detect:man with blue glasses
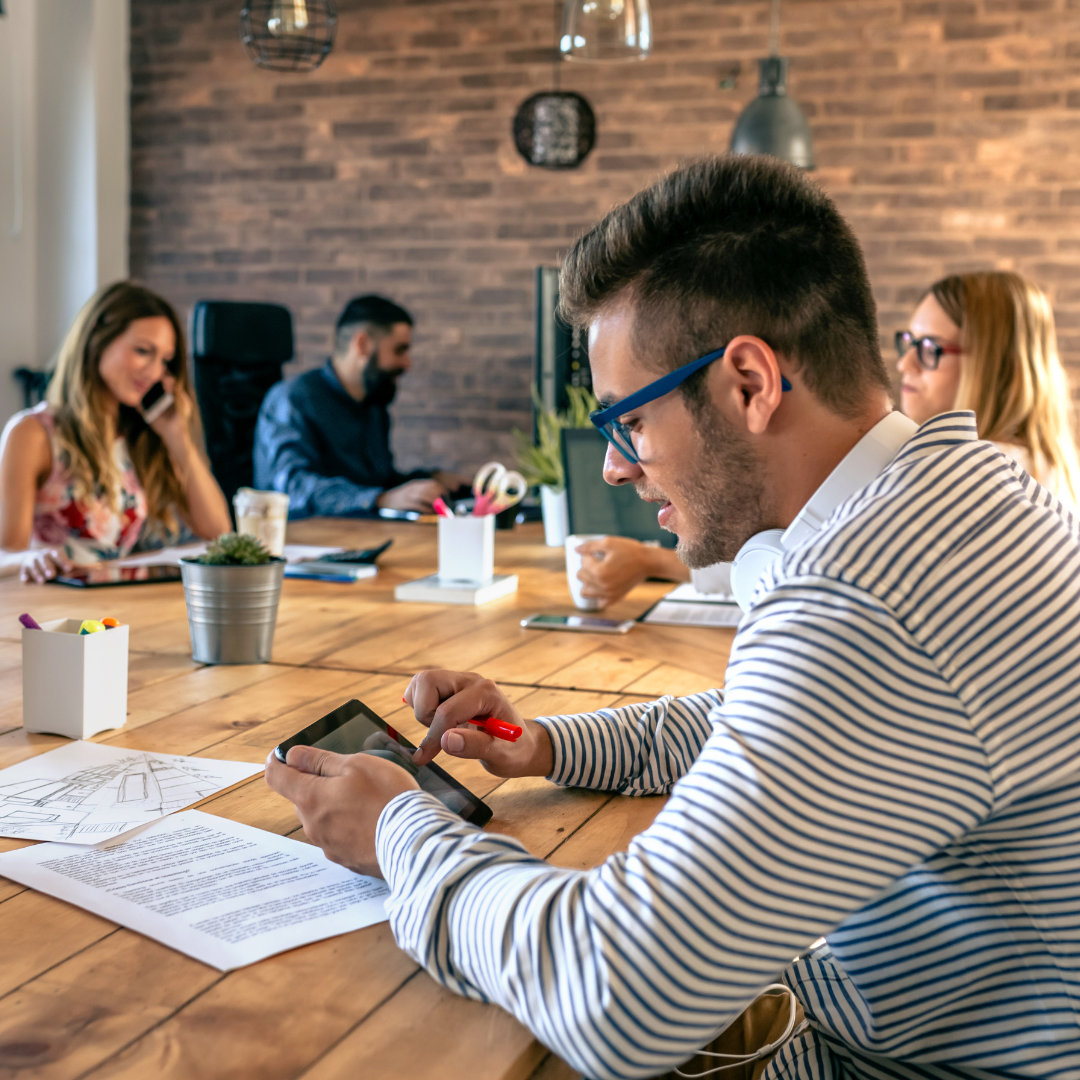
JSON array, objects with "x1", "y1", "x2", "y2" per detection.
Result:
[{"x1": 268, "y1": 155, "x2": 1080, "y2": 1079}]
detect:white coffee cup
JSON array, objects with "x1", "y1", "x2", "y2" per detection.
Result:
[
  {"x1": 565, "y1": 534, "x2": 607, "y2": 611},
  {"x1": 233, "y1": 488, "x2": 290, "y2": 557}
]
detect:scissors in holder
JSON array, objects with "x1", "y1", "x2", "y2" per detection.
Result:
[{"x1": 472, "y1": 461, "x2": 527, "y2": 516}]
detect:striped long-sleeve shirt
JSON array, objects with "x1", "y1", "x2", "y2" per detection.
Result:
[{"x1": 377, "y1": 413, "x2": 1080, "y2": 1080}]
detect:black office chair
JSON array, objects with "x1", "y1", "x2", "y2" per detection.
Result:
[
  {"x1": 13, "y1": 367, "x2": 50, "y2": 409},
  {"x1": 189, "y1": 300, "x2": 293, "y2": 511}
]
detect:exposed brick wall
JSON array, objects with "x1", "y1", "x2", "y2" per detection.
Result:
[{"x1": 130, "y1": 0, "x2": 1080, "y2": 472}]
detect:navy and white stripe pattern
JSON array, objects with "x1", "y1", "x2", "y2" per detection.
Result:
[{"x1": 378, "y1": 413, "x2": 1080, "y2": 1080}]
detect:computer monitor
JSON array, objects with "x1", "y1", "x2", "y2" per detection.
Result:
[
  {"x1": 561, "y1": 428, "x2": 676, "y2": 547},
  {"x1": 535, "y1": 266, "x2": 590, "y2": 440}
]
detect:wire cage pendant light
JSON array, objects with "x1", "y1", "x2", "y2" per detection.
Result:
[
  {"x1": 559, "y1": 0, "x2": 652, "y2": 62},
  {"x1": 512, "y1": 0, "x2": 598, "y2": 168},
  {"x1": 729, "y1": 0, "x2": 814, "y2": 169},
  {"x1": 240, "y1": 0, "x2": 337, "y2": 73},
  {"x1": 513, "y1": 91, "x2": 597, "y2": 169}
]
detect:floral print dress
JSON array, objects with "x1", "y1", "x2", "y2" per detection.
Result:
[{"x1": 19, "y1": 403, "x2": 148, "y2": 564}]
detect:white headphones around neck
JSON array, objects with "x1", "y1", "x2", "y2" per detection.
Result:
[{"x1": 730, "y1": 412, "x2": 917, "y2": 612}]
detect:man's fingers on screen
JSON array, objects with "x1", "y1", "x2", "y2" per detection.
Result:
[
  {"x1": 412, "y1": 731, "x2": 445, "y2": 767},
  {"x1": 404, "y1": 670, "x2": 497, "y2": 765},
  {"x1": 419, "y1": 683, "x2": 515, "y2": 764}
]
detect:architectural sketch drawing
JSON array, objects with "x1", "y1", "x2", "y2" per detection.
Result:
[{"x1": 0, "y1": 743, "x2": 262, "y2": 845}]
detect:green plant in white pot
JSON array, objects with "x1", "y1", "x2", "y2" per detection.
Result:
[
  {"x1": 180, "y1": 532, "x2": 285, "y2": 664},
  {"x1": 514, "y1": 385, "x2": 597, "y2": 546}
]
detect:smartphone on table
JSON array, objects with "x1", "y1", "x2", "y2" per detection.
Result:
[
  {"x1": 520, "y1": 613, "x2": 636, "y2": 634},
  {"x1": 274, "y1": 699, "x2": 493, "y2": 826},
  {"x1": 315, "y1": 540, "x2": 393, "y2": 564},
  {"x1": 139, "y1": 382, "x2": 174, "y2": 424}
]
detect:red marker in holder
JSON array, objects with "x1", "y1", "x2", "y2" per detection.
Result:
[{"x1": 467, "y1": 716, "x2": 523, "y2": 742}]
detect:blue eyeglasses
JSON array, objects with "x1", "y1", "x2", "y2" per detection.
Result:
[{"x1": 589, "y1": 346, "x2": 792, "y2": 464}]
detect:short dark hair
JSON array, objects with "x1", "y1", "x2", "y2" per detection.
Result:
[
  {"x1": 334, "y1": 294, "x2": 413, "y2": 356},
  {"x1": 558, "y1": 155, "x2": 889, "y2": 417}
]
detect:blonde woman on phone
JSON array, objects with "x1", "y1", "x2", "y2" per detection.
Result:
[{"x1": 0, "y1": 281, "x2": 231, "y2": 582}]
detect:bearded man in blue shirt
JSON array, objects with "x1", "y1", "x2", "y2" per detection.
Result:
[{"x1": 254, "y1": 294, "x2": 467, "y2": 518}]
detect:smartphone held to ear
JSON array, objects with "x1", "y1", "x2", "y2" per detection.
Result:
[{"x1": 139, "y1": 382, "x2": 174, "y2": 424}]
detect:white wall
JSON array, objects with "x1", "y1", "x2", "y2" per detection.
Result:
[{"x1": 0, "y1": 0, "x2": 129, "y2": 423}]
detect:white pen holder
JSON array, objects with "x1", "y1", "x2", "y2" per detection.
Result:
[
  {"x1": 22, "y1": 618, "x2": 129, "y2": 739},
  {"x1": 437, "y1": 515, "x2": 495, "y2": 585}
]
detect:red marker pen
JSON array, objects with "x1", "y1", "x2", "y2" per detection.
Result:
[{"x1": 467, "y1": 716, "x2": 523, "y2": 742}]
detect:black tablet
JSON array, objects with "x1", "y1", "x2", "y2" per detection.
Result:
[
  {"x1": 274, "y1": 699, "x2": 493, "y2": 826},
  {"x1": 51, "y1": 564, "x2": 183, "y2": 587}
]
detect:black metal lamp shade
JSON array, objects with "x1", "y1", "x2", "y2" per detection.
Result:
[
  {"x1": 730, "y1": 57, "x2": 815, "y2": 169},
  {"x1": 513, "y1": 91, "x2": 596, "y2": 169},
  {"x1": 240, "y1": 0, "x2": 337, "y2": 73}
]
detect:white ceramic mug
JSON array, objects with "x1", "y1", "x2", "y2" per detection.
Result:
[
  {"x1": 565, "y1": 534, "x2": 607, "y2": 611},
  {"x1": 233, "y1": 488, "x2": 290, "y2": 557}
]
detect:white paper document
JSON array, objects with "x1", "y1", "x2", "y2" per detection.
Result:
[
  {"x1": 0, "y1": 742, "x2": 263, "y2": 843},
  {"x1": 640, "y1": 600, "x2": 743, "y2": 627},
  {"x1": 0, "y1": 810, "x2": 389, "y2": 970},
  {"x1": 639, "y1": 581, "x2": 742, "y2": 627},
  {"x1": 662, "y1": 582, "x2": 737, "y2": 604}
]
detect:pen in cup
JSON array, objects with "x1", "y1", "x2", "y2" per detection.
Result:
[
  {"x1": 18, "y1": 613, "x2": 41, "y2": 630},
  {"x1": 432, "y1": 497, "x2": 453, "y2": 518}
]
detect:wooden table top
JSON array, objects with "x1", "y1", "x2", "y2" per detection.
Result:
[{"x1": 0, "y1": 520, "x2": 734, "y2": 1080}]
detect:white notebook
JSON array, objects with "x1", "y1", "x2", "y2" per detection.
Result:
[{"x1": 395, "y1": 573, "x2": 518, "y2": 606}]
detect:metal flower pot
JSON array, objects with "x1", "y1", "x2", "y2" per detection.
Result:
[{"x1": 180, "y1": 558, "x2": 285, "y2": 664}]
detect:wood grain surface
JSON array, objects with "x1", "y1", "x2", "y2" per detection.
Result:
[{"x1": 0, "y1": 521, "x2": 734, "y2": 1079}]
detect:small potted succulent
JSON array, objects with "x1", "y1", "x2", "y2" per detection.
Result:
[
  {"x1": 514, "y1": 385, "x2": 597, "y2": 546},
  {"x1": 180, "y1": 532, "x2": 285, "y2": 664}
]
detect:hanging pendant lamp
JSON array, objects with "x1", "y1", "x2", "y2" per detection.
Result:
[
  {"x1": 240, "y1": 0, "x2": 337, "y2": 73},
  {"x1": 729, "y1": 0, "x2": 814, "y2": 169},
  {"x1": 512, "y1": 0, "x2": 597, "y2": 168},
  {"x1": 513, "y1": 91, "x2": 596, "y2": 169},
  {"x1": 559, "y1": 0, "x2": 652, "y2": 62}
]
